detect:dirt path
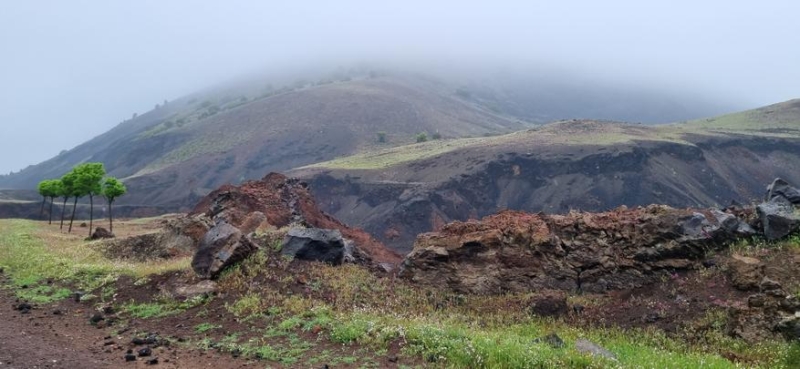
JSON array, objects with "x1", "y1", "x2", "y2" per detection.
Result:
[
  {"x1": 0, "y1": 279, "x2": 251, "y2": 369},
  {"x1": 0, "y1": 286, "x2": 109, "y2": 369}
]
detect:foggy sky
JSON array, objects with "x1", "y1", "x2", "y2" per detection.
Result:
[{"x1": 1, "y1": 0, "x2": 798, "y2": 174}]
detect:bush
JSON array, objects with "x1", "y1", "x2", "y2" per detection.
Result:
[
  {"x1": 431, "y1": 131, "x2": 442, "y2": 140},
  {"x1": 377, "y1": 132, "x2": 387, "y2": 143},
  {"x1": 415, "y1": 132, "x2": 428, "y2": 143}
]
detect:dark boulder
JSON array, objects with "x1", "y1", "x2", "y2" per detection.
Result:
[
  {"x1": 756, "y1": 196, "x2": 800, "y2": 241},
  {"x1": 766, "y1": 178, "x2": 800, "y2": 205},
  {"x1": 529, "y1": 291, "x2": 569, "y2": 317},
  {"x1": 281, "y1": 228, "x2": 351, "y2": 265},
  {"x1": 90, "y1": 227, "x2": 114, "y2": 240},
  {"x1": 533, "y1": 333, "x2": 565, "y2": 349},
  {"x1": 191, "y1": 221, "x2": 259, "y2": 279},
  {"x1": 777, "y1": 316, "x2": 800, "y2": 341}
]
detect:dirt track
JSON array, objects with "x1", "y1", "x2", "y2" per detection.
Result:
[{"x1": 0, "y1": 280, "x2": 247, "y2": 369}]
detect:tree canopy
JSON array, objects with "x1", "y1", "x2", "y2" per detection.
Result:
[{"x1": 102, "y1": 177, "x2": 126, "y2": 202}]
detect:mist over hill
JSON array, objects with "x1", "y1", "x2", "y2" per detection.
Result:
[{"x1": 0, "y1": 65, "x2": 737, "y2": 200}]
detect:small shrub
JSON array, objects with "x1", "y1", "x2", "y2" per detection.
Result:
[
  {"x1": 377, "y1": 132, "x2": 387, "y2": 143},
  {"x1": 431, "y1": 131, "x2": 442, "y2": 140},
  {"x1": 415, "y1": 132, "x2": 428, "y2": 143}
]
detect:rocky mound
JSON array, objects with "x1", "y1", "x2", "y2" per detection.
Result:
[
  {"x1": 400, "y1": 178, "x2": 800, "y2": 295},
  {"x1": 189, "y1": 173, "x2": 401, "y2": 278}
]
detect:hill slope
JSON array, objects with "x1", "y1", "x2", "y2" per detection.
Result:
[
  {"x1": 0, "y1": 75, "x2": 526, "y2": 209},
  {"x1": 292, "y1": 100, "x2": 800, "y2": 252}
]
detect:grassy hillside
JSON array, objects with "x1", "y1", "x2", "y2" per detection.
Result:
[
  {"x1": 680, "y1": 99, "x2": 800, "y2": 135},
  {"x1": 304, "y1": 100, "x2": 800, "y2": 173}
]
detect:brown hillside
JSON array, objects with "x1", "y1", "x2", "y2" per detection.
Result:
[{"x1": 295, "y1": 117, "x2": 800, "y2": 253}]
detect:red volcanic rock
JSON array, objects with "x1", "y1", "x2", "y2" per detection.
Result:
[
  {"x1": 191, "y1": 172, "x2": 401, "y2": 265},
  {"x1": 400, "y1": 205, "x2": 754, "y2": 294}
]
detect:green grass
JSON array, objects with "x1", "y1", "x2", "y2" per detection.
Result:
[
  {"x1": 195, "y1": 322, "x2": 222, "y2": 333},
  {"x1": 16, "y1": 285, "x2": 73, "y2": 304},
  {"x1": 123, "y1": 294, "x2": 211, "y2": 319},
  {"x1": 302, "y1": 137, "x2": 487, "y2": 170},
  {"x1": 0, "y1": 219, "x2": 188, "y2": 303}
]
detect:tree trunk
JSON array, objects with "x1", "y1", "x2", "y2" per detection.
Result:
[
  {"x1": 68, "y1": 197, "x2": 78, "y2": 233},
  {"x1": 108, "y1": 199, "x2": 114, "y2": 234},
  {"x1": 60, "y1": 198, "x2": 68, "y2": 230},
  {"x1": 88, "y1": 194, "x2": 94, "y2": 238},
  {"x1": 39, "y1": 197, "x2": 46, "y2": 219},
  {"x1": 48, "y1": 198, "x2": 54, "y2": 224}
]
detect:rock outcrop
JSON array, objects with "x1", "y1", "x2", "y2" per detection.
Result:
[
  {"x1": 400, "y1": 206, "x2": 752, "y2": 294},
  {"x1": 189, "y1": 173, "x2": 401, "y2": 278},
  {"x1": 401, "y1": 178, "x2": 800, "y2": 295},
  {"x1": 758, "y1": 178, "x2": 800, "y2": 240},
  {"x1": 727, "y1": 275, "x2": 800, "y2": 342},
  {"x1": 281, "y1": 228, "x2": 351, "y2": 265}
]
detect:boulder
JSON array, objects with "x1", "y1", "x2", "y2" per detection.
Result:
[
  {"x1": 281, "y1": 228, "x2": 351, "y2": 265},
  {"x1": 756, "y1": 197, "x2": 800, "y2": 240},
  {"x1": 191, "y1": 221, "x2": 259, "y2": 279},
  {"x1": 575, "y1": 339, "x2": 617, "y2": 360},
  {"x1": 90, "y1": 227, "x2": 114, "y2": 240},
  {"x1": 533, "y1": 333, "x2": 565, "y2": 349},
  {"x1": 766, "y1": 178, "x2": 800, "y2": 205},
  {"x1": 728, "y1": 255, "x2": 764, "y2": 291},
  {"x1": 171, "y1": 280, "x2": 218, "y2": 299},
  {"x1": 529, "y1": 291, "x2": 569, "y2": 317},
  {"x1": 165, "y1": 215, "x2": 211, "y2": 245}
]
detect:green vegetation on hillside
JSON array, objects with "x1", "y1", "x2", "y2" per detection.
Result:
[
  {"x1": 681, "y1": 99, "x2": 800, "y2": 135},
  {"x1": 303, "y1": 137, "x2": 487, "y2": 170}
]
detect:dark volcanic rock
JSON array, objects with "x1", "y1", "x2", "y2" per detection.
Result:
[
  {"x1": 776, "y1": 316, "x2": 800, "y2": 341},
  {"x1": 191, "y1": 221, "x2": 259, "y2": 279},
  {"x1": 282, "y1": 228, "x2": 350, "y2": 265},
  {"x1": 757, "y1": 196, "x2": 800, "y2": 241},
  {"x1": 529, "y1": 291, "x2": 568, "y2": 317},
  {"x1": 90, "y1": 227, "x2": 114, "y2": 240},
  {"x1": 766, "y1": 178, "x2": 800, "y2": 205},
  {"x1": 533, "y1": 333, "x2": 565, "y2": 349}
]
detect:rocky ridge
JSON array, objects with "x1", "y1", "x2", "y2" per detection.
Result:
[{"x1": 400, "y1": 178, "x2": 800, "y2": 295}]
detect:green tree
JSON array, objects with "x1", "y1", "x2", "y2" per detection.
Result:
[
  {"x1": 59, "y1": 171, "x2": 78, "y2": 231},
  {"x1": 415, "y1": 132, "x2": 428, "y2": 143},
  {"x1": 37, "y1": 179, "x2": 61, "y2": 224},
  {"x1": 37, "y1": 180, "x2": 50, "y2": 219},
  {"x1": 70, "y1": 163, "x2": 106, "y2": 236},
  {"x1": 102, "y1": 177, "x2": 127, "y2": 233}
]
